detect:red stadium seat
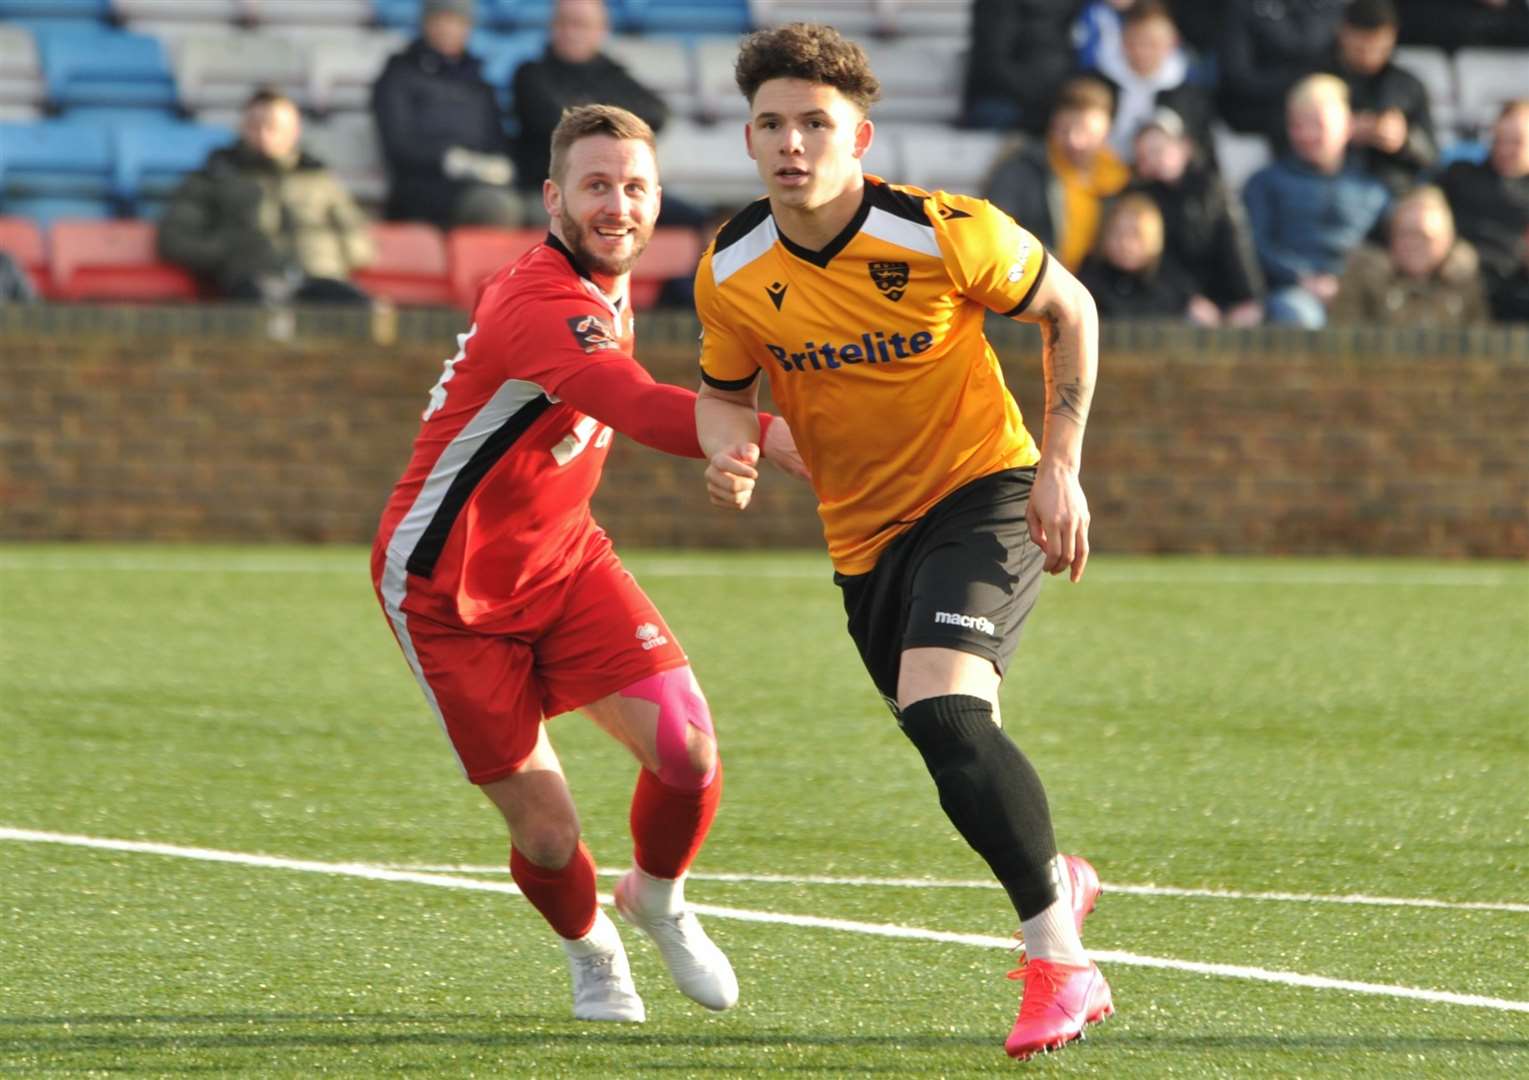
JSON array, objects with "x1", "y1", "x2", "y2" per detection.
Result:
[
  {"x1": 352, "y1": 222, "x2": 451, "y2": 307},
  {"x1": 0, "y1": 214, "x2": 48, "y2": 297},
  {"x1": 49, "y1": 219, "x2": 199, "y2": 301},
  {"x1": 446, "y1": 226, "x2": 544, "y2": 311},
  {"x1": 630, "y1": 226, "x2": 702, "y2": 310}
]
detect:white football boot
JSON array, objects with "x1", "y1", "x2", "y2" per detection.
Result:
[
  {"x1": 560, "y1": 909, "x2": 646, "y2": 1022},
  {"x1": 614, "y1": 867, "x2": 739, "y2": 1011}
]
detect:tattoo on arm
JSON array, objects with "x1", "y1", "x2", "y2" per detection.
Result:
[{"x1": 1039, "y1": 306, "x2": 1093, "y2": 428}]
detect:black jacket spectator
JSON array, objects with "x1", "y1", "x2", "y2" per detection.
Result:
[
  {"x1": 1439, "y1": 161, "x2": 1529, "y2": 291},
  {"x1": 511, "y1": 49, "x2": 668, "y2": 194},
  {"x1": 1130, "y1": 163, "x2": 1264, "y2": 307},
  {"x1": 961, "y1": 0, "x2": 1085, "y2": 135},
  {"x1": 1218, "y1": 0, "x2": 1347, "y2": 135},
  {"x1": 1395, "y1": 0, "x2": 1529, "y2": 50},
  {"x1": 373, "y1": 39, "x2": 515, "y2": 228},
  {"x1": 1077, "y1": 254, "x2": 1196, "y2": 318}
]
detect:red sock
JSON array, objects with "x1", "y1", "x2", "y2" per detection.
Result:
[
  {"x1": 629, "y1": 762, "x2": 723, "y2": 879},
  {"x1": 509, "y1": 840, "x2": 598, "y2": 940}
]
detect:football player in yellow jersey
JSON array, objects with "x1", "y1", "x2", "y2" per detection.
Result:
[{"x1": 692, "y1": 24, "x2": 1113, "y2": 1060}]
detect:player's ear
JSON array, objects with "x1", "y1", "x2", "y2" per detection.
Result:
[
  {"x1": 852, "y1": 117, "x2": 874, "y2": 160},
  {"x1": 543, "y1": 177, "x2": 561, "y2": 219},
  {"x1": 744, "y1": 122, "x2": 757, "y2": 161}
]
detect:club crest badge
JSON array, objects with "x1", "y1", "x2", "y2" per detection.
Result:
[
  {"x1": 868, "y1": 261, "x2": 909, "y2": 302},
  {"x1": 566, "y1": 314, "x2": 620, "y2": 353}
]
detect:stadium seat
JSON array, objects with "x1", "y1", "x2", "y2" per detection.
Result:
[
  {"x1": 884, "y1": 0, "x2": 973, "y2": 39},
  {"x1": 624, "y1": 0, "x2": 750, "y2": 34},
  {"x1": 470, "y1": 30, "x2": 547, "y2": 111},
  {"x1": 1453, "y1": 47, "x2": 1529, "y2": 133},
  {"x1": 248, "y1": 0, "x2": 372, "y2": 26},
  {"x1": 446, "y1": 226, "x2": 543, "y2": 310},
  {"x1": 858, "y1": 38, "x2": 965, "y2": 123},
  {"x1": 112, "y1": 0, "x2": 250, "y2": 21},
  {"x1": 0, "y1": 104, "x2": 43, "y2": 122},
  {"x1": 479, "y1": 0, "x2": 556, "y2": 31},
  {"x1": 0, "y1": 195, "x2": 114, "y2": 229},
  {"x1": 302, "y1": 30, "x2": 408, "y2": 114},
  {"x1": 39, "y1": 27, "x2": 179, "y2": 111},
  {"x1": 0, "y1": 0, "x2": 110, "y2": 18},
  {"x1": 887, "y1": 125, "x2": 1000, "y2": 194},
  {"x1": 352, "y1": 222, "x2": 452, "y2": 306},
  {"x1": 0, "y1": 119, "x2": 114, "y2": 199},
  {"x1": 49, "y1": 218, "x2": 200, "y2": 301},
  {"x1": 749, "y1": 0, "x2": 885, "y2": 35},
  {"x1": 1212, "y1": 125, "x2": 1273, "y2": 196},
  {"x1": 654, "y1": 119, "x2": 760, "y2": 206},
  {"x1": 694, "y1": 37, "x2": 750, "y2": 122},
  {"x1": 605, "y1": 35, "x2": 696, "y2": 120},
  {"x1": 112, "y1": 118, "x2": 233, "y2": 212},
  {"x1": 629, "y1": 226, "x2": 701, "y2": 310},
  {"x1": 303, "y1": 113, "x2": 387, "y2": 204},
  {"x1": 373, "y1": 0, "x2": 422, "y2": 29},
  {"x1": 175, "y1": 31, "x2": 309, "y2": 111},
  {"x1": 0, "y1": 26, "x2": 45, "y2": 110},
  {"x1": 0, "y1": 213, "x2": 47, "y2": 295}
]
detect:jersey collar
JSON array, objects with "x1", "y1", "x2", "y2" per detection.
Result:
[
  {"x1": 545, "y1": 231, "x2": 626, "y2": 312},
  {"x1": 772, "y1": 182, "x2": 873, "y2": 269}
]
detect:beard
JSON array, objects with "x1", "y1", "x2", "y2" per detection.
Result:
[{"x1": 560, "y1": 209, "x2": 652, "y2": 278}]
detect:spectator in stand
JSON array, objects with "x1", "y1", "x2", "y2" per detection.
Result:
[
  {"x1": 159, "y1": 89, "x2": 374, "y2": 304},
  {"x1": 511, "y1": 0, "x2": 702, "y2": 225},
  {"x1": 1440, "y1": 100, "x2": 1529, "y2": 315},
  {"x1": 1490, "y1": 222, "x2": 1529, "y2": 321},
  {"x1": 372, "y1": 0, "x2": 523, "y2": 230},
  {"x1": 1092, "y1": 1, "x2": 1215, "y2": 162},
  {"x1": 1168, "y1": 0, "x2": 1223, "y2": 55},
  {"x1": 1076, "y1": 192, "x2": 1198, "y2": 319},
  {"x1": 1219, "y1": 0, "x2": 1347, "y2": 136},
  {"x1": 0, "y1": 250, "x2": 36, "y2": 303},
  {"x1": 1327, "y1": 0, "x2": 1437, "y2": 197},
  {"x1": 1073, "y1": 0, "x2": 1137, "y2": 72},
  {"x1": 1330, "y1": 185, "x2": 1491, "y2": 324},
  {"x1": 1130, "y1": 108, "x2": 1265, "y2": 325},
  {"x1": 962, "y1": 0, "x2": 1087, "y2": 135},
  {"x1": 1244, "y1": 75, "x2": 1390, "y2": 327},
  {"x1": 986, "y1": 76, "x2": 1131, "y2": 271},
  {"x1": 1394, "y1": 0, "x2": 1529, "y2": 50}
]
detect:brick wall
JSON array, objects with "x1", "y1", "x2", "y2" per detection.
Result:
[{"x1": 2, "y1": 315, "x2": 1525, "y2": 557}]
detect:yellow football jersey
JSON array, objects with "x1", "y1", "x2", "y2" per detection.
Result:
[{"x1": 696, "y1": 174, "x2": 1048, "y2": 574}]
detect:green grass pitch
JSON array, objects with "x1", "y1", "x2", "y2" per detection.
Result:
[{"x1": 2, "y1": 545, "x2": 1526, "y2": 1077}]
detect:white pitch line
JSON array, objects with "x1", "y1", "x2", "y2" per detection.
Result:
[
  {"x1": 385, "y1": 864, "x2": 1529, "y2": 915},
  {"x1": 0, "y1": 555, "x2": 1518, "y2": 589},
  {"x1": 4, "y1": 827, "x2": 1527, "y2": 1015}
]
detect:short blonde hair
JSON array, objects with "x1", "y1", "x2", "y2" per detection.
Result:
[
  {"x1": 548, "y1": 104, "x2": 655, "y2": 185},
  {"x1": 1287, "y1": 73, "x2": 1350, "y2": 113}
]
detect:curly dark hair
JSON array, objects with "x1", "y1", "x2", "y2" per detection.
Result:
[{"x1": 734, "y1": 23, "x2": 881, "y2": 114}]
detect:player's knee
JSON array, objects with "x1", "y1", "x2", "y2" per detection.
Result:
[
  {"x1": 512, "y1": 820, "x2": 581, "y2": 870},
  {"x1": 625, "y1": 665, "x2": 718, "y2": 791}
]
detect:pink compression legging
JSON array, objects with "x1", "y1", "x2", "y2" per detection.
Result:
[{"x1": 619, "y1": 666, "x2": 716, "y2": 789}]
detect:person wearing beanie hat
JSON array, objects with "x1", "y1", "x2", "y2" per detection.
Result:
[{"x1": 372, "y1": 0, "x2": 526, "y2": 229}]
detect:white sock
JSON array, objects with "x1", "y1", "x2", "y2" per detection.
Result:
[
  {"x1": 1018, "y1": 856, "x2": 1089, "y2": 966},
  {"x1": 629, "y1": 866, "x2": 685, "y2": 916}
]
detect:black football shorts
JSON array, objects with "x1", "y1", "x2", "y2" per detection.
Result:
[{"x1": 834, "y1": 467, "x2": 1045, "y2": 710}]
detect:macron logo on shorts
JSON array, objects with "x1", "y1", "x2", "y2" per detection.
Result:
[
  {"x1": 934, "y1": 611, "x2": 997, "y2": 636},
  {"x1": 636, "y1": 622, "x2": 669, "y2": 651}
]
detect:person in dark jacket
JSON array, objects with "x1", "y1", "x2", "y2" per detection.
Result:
[
  {"x1": 158, "y1": 89, "x2": 374, "y2": 303},
  {"x1": 1326, "y1": 0, "x2": 1436, "y2": 196},
  {"x1": 372, "y1": 0, "x2": 523, "y2": 229},
  {"x1": 1491, "y1": 222, "x2": 1529, "y2": 321},
  {"x1": 1129, "y1": 108, "x2": 1265, "y2": 325},
  {"x1": 1218, "y1": 0, "x2": 1347, "y2": 136},
  {"x1": 1394, "y1": 0, "x2": 1529, "y2": 50},
  {"x1": 961, "y1": 0, "x2": 1086, "y2": 135},
  {"x1": 1243, "y1": 74, "x2": 1390, "y2": 327},
  {"x1": 1440, "y1": 100, "x2": 1529, "y2": 312},
  {"x1": 1077, "y1": 192, "x2": 1198, "y2": 319}
]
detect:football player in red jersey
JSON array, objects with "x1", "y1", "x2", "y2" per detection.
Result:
[{"x1": 372, "y1": 104, "x2": 804, "y2": 1022}]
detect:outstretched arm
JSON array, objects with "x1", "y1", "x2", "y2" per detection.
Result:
[
  {"x1": 1012, "y1": 257, "x2": 1099, "y2": 583},
  {"x1": 696, "y1": 378, "x2": 785, "y2": 509}
]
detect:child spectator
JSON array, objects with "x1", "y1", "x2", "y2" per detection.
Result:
[
  {"x1": 1440, "y1": 101, "x2": 1529, "y2": 315},
  {"x1": 1093, "y1": 1, "x2": 1215, "y2": 162},
  {"x1": 159, "y1": 89, "x2": 374, "y2": 304},
  {"x1": 1330, "y1": 185, "x2": 1491, "y2": 325},
  {"x1": 1077, "y1": 192, "x2": 1199, "y2": 319},
  {"x1": 1130, "y1": 108, "x2": 1265, "y2": 325},
  {"x1": 372, "y1": 0, "x2": 524, "y2": 229},
  {"x1": 1243, "y1": 74, "x2": 1390, "y2": 326},
  {"x1": 986, "y1": 76, "x2": 1131, "y2": 271},
  {"x1": 1328, "y1": 0, "x2": 1437, "y2": 196}
]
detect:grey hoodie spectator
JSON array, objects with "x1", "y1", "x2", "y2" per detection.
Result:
[
  {"x1": 372, "y1": 0, "x2": 524, "y2": 229},
  {"x1": 1243, "y1": 74, "x2": 1390, "y2": 327}
]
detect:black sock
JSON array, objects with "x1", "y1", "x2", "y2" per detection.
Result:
[{"x1": 899, "y1": 694, "x2": 1060, "y2": 919}]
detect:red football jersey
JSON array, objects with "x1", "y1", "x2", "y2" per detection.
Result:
[{"x1": 374, "y1": 235, "x2": 683, "y2": 630}]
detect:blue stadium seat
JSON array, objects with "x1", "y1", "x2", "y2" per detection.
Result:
[
  {"x1": 480, "y1": 0, "x2": 555, "y2": 31},
  {"x1": 39, "y1": 26, "x2": 178, "y2": 111},
  {"x1": 0, "y1": 120, "x2": 114, "y2": 199},
  {"x1": 0, "y1": 0, "x2": 109, "y2": 18},
  {"x1": 372, "y1": 0, "x2": 422, "y2": 29},
  {"x1": 0, "y1": 195, "x2": 114, "y2": 229},
  {"x1": 112, "y1": 118, "x2": 232, "y2": 211},
  {"x1": 469, "y1": 30, "x2": 546, "y2": 111},
  {"x1": 622, "y1": 0, "x2": 748, "y2": 34}
]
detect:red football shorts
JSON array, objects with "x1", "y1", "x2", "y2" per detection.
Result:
[{"x1": 378, "y1": 537, "x2": 687, "y2": 785}]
